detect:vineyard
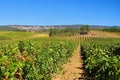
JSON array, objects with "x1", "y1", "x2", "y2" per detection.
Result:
[
  {"x1": 0, "y1": 39, "x2": 77, "y2": 80},
  {"x1": 81, "y1": 38, "x2": 120, "y2": 80},
  {"x1": 54, "y1": 34, "x2": 120, "y2": 80},
  {"x1": 0, "y1": 31, "x2": 120, "y2": 80}
]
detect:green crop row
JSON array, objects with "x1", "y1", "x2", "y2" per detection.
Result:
[
  {"x1": 81, "y1": 38, "x2": 120, "y2": 80},
  {"x1": 0, "y1": 40, "x2": 77, "y2": 80}
]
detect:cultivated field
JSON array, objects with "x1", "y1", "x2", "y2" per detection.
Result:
[{"x1": 0, "y1": 30, "x2": 120, "y2": 80}]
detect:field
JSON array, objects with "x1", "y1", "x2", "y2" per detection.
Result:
[{"x1": 0, "y1": 30, "x2": 120, "y2": 80}]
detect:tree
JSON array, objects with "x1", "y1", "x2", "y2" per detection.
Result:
[
  {"x1": 49, "y1": 29, "x2": 55, "y2": 36},
  {"x1": 85, "y1": 25, "x2": 89, "y2": 32},
  {"x1": 80, "y1": 25, "x2": 89, "y2": 34}
]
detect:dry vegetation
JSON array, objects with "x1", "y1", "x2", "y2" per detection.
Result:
[{"x1": 82, "y1": 30, "x2": 120, "y2": 38}]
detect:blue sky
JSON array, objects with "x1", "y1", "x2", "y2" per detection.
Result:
[{"x1": 0, "y1": 0, "x2": 120, "y2": 26}]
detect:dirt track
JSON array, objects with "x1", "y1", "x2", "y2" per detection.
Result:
[
  {"x1": 52, "y1": 31, "x2": 120, "y2": 80},
  {"x1": 52, "y1": 45, "x2": 85, "y2": 80}
]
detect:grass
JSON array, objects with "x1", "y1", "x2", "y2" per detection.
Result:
[
  {"x1": 0, "y1": 31, "x2": 36, "y2": 40},
  {"x1": 0, "y1": 31, "x2": 49, "y2": 45},
  {"x1": 0, "y1": 31, "x2": 49, "y2": 39}
]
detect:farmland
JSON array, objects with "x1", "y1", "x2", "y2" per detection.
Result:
[{"x1": 0, "y1": 29, "x2": 120, "y2": 80}]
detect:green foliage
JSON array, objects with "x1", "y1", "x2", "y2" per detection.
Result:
[
  {"x1": 80, "y1": 25, "x2": 89, "y2": 33},
  {"x1": 103, "y1": 27, "x2": 120, "y2": 32},
  {"x1": 0, "y1": 40, "x2": 77, "y2": 80},
  {"x1": 0, "y1": 31, "x2": 38, "y2": 40},
  {"x1": 81, "y1": 38, "x2": 120, "y2": 80},
  {"x1": 49, "y1": 28, "x2": 80, "y2": 36}
]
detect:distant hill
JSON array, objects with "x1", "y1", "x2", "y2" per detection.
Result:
[
  {"x1": 0, "y1": 26, "x2": 20, "y2": 31},
  {"x1": 0, "y1": 24, "x2": 119, "y2": 31}
]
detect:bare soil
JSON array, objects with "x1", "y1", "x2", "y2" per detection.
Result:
[
  {"x1": 52, "y1": 31, "x2": 120, "y2": 80},
  {"x1": 52, "y1": 45, "x2": 85, "y2": 80},
  {"x1": 82, "y1": 30, "x2": 120, "y2": 38}
]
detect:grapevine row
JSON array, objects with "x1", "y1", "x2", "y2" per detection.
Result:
[
  {"x1": 81, "y1": 38, "x2": 120, "y2": 80},
  {"x1": 0, "y1": 40, "x2": 77, "y2": 80}
]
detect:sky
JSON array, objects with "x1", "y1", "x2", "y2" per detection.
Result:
[{"x1": 0, "y1": 0, "x2": 120, "y2": 26}]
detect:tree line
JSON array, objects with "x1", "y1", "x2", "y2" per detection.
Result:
[
  {"x1": 49, "y1": 25, "x2": 90, "y2": 36},
  {"x1": 103, "y1": 27, "x2": 120, "y2": 32}
]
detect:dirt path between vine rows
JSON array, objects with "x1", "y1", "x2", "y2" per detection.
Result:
[{"x1": 52, "y1": 45, "x2": 85, "y2": 80}]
